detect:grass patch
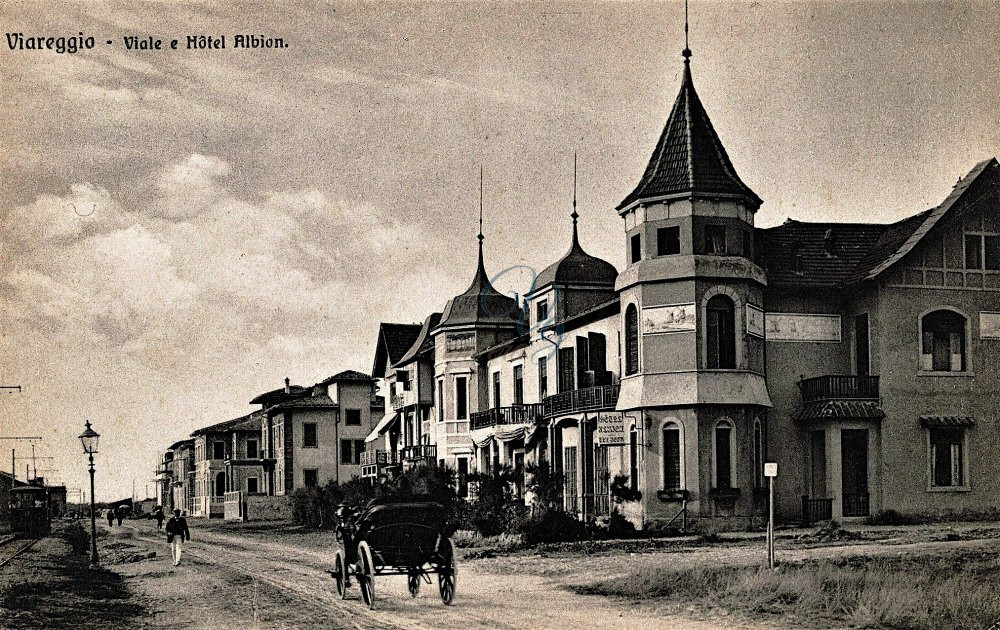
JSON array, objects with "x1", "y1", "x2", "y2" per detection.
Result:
[{"x1": 575, "y1": 550, "x2": 1000, "y2": 629}]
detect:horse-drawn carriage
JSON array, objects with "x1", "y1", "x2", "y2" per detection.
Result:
[{"x1": 331, "y1": 500, "x2": 457, "y2": 609}]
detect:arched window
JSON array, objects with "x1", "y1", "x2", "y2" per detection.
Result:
[
  {"x1": 625, "y1": 304, "x2": 639, "y2": 375},
  {"x1": 714, "y1": 420, "x2": 734, "y2": 490},
  {"x1": 214, "y1": 472, "x2": 226, "y2": 497},
  {"x1": 707, "y1": 295, "x2": 736, "y2": 369},
  {"x1": 662, "y1": 422, "x2": 682, "y2": 491},
  {"x1": 921, "y1": 310, "x2": 966, "y2": 372}
]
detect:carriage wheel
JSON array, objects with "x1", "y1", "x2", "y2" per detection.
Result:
[
  {"x1": 333, "y1": 552, "x2": 349, "y2": 599},
  {"x1": 407, "y1": 573, "x2": 421, "y2": 598},
  {"x1": 358, "y1": 542, "x2": 376, "y2": 609},
  {"x1": 437, "y1": 538, "x2": 458, "y2": 605}
]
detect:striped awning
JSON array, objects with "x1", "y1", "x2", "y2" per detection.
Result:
[{"x1": 920, "y1": 416, "x2": 975, "y2": 428}]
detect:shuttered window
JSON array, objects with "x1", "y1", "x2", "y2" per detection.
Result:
[{"x1": 662, "y1": 424, "x2": 681, "y2": 491}]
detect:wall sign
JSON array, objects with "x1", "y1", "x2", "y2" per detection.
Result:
[
  {"x1": 596, "y1": 412, "x2": 626, "y2": 446},
  {"x1": 642, "y1": 303, "x2": 696, "y2": 335},
  {"x1": 764, "y1": 313, "x2": 841, "y2": 343},
  {"x1": 746, "y1": 304, "x2": 765, "y2": 338},
  {"x1": 980, "y1": 312, "x2": 1000, "y2": 339}
]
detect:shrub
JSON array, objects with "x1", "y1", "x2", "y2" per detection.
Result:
[
  {"x1": 467, "y1": 466, "x2": 529, "y2": 537},
  {"x1": 520, "y1": 509, "x2": 588, "y2": 545},
  {"x1": 64, "y1": 522, "x2": 91, "y2": 555},
  {"x1": 524, "y1": 463, "x2": 564, "y2": 515},
  {"x1": 609, "y1": 474, "x2": 642, "y2": 504}
]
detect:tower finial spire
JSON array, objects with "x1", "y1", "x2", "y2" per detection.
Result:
[
  {"x1": 478, "y1": 166, "x2": 484, "y2": 246},
  {"x1": 682, "y1": 0, "x2": 692, "y2": 61},
  {"x1": 571, "y1": 151, "x2": 579, "y2": 245}
]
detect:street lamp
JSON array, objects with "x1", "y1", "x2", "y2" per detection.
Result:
[{"x1": 78, "y1": 420, "x2": 100, "y2": 564}]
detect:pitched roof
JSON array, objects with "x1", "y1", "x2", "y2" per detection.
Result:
[
  {"x1": 319, "y1": 370, "x2": 374, "y2": 385},
  {"x1": 372, "y1": 322, "x2": 422, "y2": 376},
  {"x1": 796, "y1": 400, "x2": 885, "y2": 421},
  {"x1": 534, "y1": 218, "x2": 618, "y2": 291},
  {"x1": 249, "y1": 384, "x2": 308, "y2": 405},
  {"x1": 267, "y1": 393, "x2": 337, "y2": 414},
  {"x1": 192, "y1": 410, "x2": 263, "y2": 436},
  {"x1": 394, "y1": 312, "x2": 442, "y2": 367},
  {"x1": 848, "y1": 158, "x2": 997, "y2": 283},
  {"x1": 474, "y1": 333, "x2": 530, "y2": 360},
  {"x1": 757, "y1": 220, "x2": 887, "y2": 288},
  {"x1": 437, "y1": 243, "x2": 521, "y2": 329},
  {"x1": 618, "y1": 55, "x2": 760, "y2": 212}
]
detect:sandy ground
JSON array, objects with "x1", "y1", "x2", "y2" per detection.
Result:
[{"x1": 23, "y1": 519, "x2": 1000, "y2": 630}]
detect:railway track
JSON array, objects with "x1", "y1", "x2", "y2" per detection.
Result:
[{"x1": 0, "y1": 536, "x2": 40, "y2": 569}]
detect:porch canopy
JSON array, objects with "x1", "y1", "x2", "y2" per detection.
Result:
[{"x1": 365, "y1": 413, "x2": 400, "y2": 443}]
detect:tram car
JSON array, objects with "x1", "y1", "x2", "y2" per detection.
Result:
[{"x1": 10, "y1": 485, "x2": 51, "y2": 538}]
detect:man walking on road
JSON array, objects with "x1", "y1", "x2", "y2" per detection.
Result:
[{"x1": 165, "y1": 509, "x2": 191, "y2": 567}]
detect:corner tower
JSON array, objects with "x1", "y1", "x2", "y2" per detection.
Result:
[{"x1": 615, "y1": 45, "x2": 771, "y2": 527}]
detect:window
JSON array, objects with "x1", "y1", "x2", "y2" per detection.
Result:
[
  {"x1": 630, "y1": 233, "x2": 641, "y2": 264},
  {"x1": 629, "y1": 426, "x2": 639, "y2": 492},
  {"x1": 303, "y1": 469, "x2": 319, "y2": 487},
  {"x1": 987, "y1": 236, "x2": 1000, "y2": 270},
  {"x1": 855, "y1": 314, "x2": 870, "y2": 376},
  {"x1": 557, "y1": 347, "x2": 575, "y2": 393},
  {"x1": 965, "y1": 234, "x2": 981, "y2": 269},
  {"x1": 657, "y1": 226, "x2": 680, "y2": 256},
  {"x1": 921, "y1": 310, "x2": 966, "y2": 372},
  {"x1": 536, "y1": 300, "x2": 548, "y2": 324},
  {"x1": 213, "y1": 441, "x2": 225, "y2": 460},
  {"x1": 662, "y1": 422, "x2": 681, "y2": 491},
  {"x1": 345, "y1": 409, "x2": 361, "y2": 426},
  {"x1": 492, "y1": 372, "x2": 501, "y2": 409},
  {"x1": 742, "y1": 230, "x2": 752, "y2": 259},
  {"x1": 538, "y1": 357, "x2": 548, "y2": 399},
  {"x1": 625, "y1": 304, "x2": 639, "y2": 375},
  {"x1": 513, "y1": 365, "x2": 524, "y2": 405},
  {"x1": 340, "y1": 439, "x2": 352, "y2": 465},
  {"x1": 929, "y1": 427, "x2": 966, "y2": 488},
  {"x1": 706, "y1": 295, "x2": 736, "y2": 369},
  {"x1": 455, "y1": 377, "x2": 468, "y2": 420},
  {"x1": 303, "y1": 422, "x2": 318, "y2": 448},
  {"x1": 437, "y1": 380, "x2": 444, "y2": 421},
  {"x1": 215, "y1": 472, "x2": 226, "y2": 496},
  {"x1": 247, "y1": 477, "x2": 259, "y2": 494},
  {"x1": 714, "y1": 421, "x2": 733, "y2": 490},
  {"x1": 246, "y1": 438, "x2": 258, "y2": 460},
  {"x1": 705, "y1": 225, "x2": 726, "y2": 254},
  {"x1": 563, "y1": 446, "x2": 578, "y2": 513}
]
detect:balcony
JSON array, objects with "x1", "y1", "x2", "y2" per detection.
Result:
[
  {"x1": 360, "y1": 450, "x2": 391, "y2": 466},
  {"x1": 543, "y1": 385, "x2": 619, "y2": 418},
  {"x1": 402, "y1": 444, "x2": 437, "y2": 462},
  {"x1": 470, "y1": 403, "x2": 544, "y2": 430},
  {"x1": 800, "y1": 375, "x2": 879, "y2": 403}
]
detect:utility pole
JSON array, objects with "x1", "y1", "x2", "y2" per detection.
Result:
[{"x1": 2, "y1": 437, "x2": 43, "y2": 481}]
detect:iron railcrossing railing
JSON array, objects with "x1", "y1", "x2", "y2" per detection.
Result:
[
  {"x1": 470, "y1": 403, "x2": 545, "y2": 430},
  {"x1": 543, "y1": 384, "x2": 619, "y2": 417},
  {"x1": 800, "y1": 375, "x2": 879, "y2": 403}
]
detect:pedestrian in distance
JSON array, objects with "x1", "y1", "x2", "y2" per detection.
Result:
[
  {"x1": 154, "y1": 507, "x2": 164, "y2": 530},
  {"x1": 106, "y1": 508, "x2": 115, "y2": 527},
  {"x1": 116, "y1": 505, "x2": 125, "y2": 526},
  {"x1": 165, "y1": 508, "x2": 190, "y2": 567}
]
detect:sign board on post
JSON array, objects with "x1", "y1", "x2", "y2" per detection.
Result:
[
  {"x1": 764, "y1": 463, "x2": 778, "y2": 477},
  {"x1": 596, "y1": 413, "x2": 626, "y2": 446}
]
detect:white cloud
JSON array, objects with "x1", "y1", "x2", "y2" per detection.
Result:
[{"x1": 154, "y1": 154, "x2": 231, "y2": 220}]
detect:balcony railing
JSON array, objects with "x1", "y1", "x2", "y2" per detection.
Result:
[
  {"x1": 360, "y1": 450, "x2": 390, "y2": 466},
  {"x1": 801, "y1": 496, "x2": 834, "y2": 526},
  {"x1": 543, "y1": 385, "x2": 619, "y2": 417},
  {"x1": 470, "y1": 403, "x2": 545, "y2": 430},
  {"x1": 800, "y1": 375, "x2": 879, "y2": 403},
  {"x1": 402, "y1": 444, "x2": 437, "y2": 462}
]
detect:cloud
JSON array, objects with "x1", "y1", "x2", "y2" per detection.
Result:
[
  {"x1": 154, "y1": 154, "x2": 231, "y2": 219},
  {"x1": 2, "y1": 183, "x2": 128, "y2": 253}
]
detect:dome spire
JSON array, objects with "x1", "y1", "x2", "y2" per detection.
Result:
[
  {"x1": 682, "y1": 0, "x2": 692, "y2": 61},
  {"x1": 478, "y1": 165, "x2": 485, "y2": 265},
  {"x1": 571, "y1": 151, "x2": 580, "y2": 247}
]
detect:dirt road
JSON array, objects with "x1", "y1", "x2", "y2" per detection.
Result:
[{"x1": 111, "y1": 521, "x2": 731, "y2": 630}]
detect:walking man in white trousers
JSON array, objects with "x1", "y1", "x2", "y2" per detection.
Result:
[{"x1": 165, "y1": 508, "x2": 190, "y2": 566}]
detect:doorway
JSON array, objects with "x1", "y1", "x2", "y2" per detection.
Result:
[{"x1": 840, "y1": 429, "x2": 869, "y2": 517}]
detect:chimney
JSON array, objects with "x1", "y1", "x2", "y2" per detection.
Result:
[{"x1": 284, "y1": 377, "x2": 290, "y2": 394}]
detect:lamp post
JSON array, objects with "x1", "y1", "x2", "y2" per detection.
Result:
[{"x1": 78, "y1": 420, "x2": 100, "y2": 564}]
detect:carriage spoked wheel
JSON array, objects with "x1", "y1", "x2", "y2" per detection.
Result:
[
  {"x1": 437, "y1": 538, "x2": 458, "y2": 605},
  {"x1": 407, "y1": 572, "x2": 421, "y2": 598},
  {"x1": 333, "y1": 552, "x2": 349, "y2": 600},
  {"x1": 358, "y1": 541, "x2": 376, "y2": 609}
]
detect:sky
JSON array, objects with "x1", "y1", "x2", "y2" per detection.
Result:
[{"x1": 0, "y1": 1, "x2": 997, "y2": 501}]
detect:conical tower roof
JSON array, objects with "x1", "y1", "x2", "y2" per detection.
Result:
[
  {"x1": 618, "y1": 54, "x2": 761, "y2": 212},
  {"x1": 536, "y1": 209, "x2": 617, "y2": 290},
  {"x1": 438, "y1": 245, "x2": 520, "y2": 328}
]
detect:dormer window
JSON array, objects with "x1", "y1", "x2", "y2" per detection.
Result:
[
  {"x1": 630, "y1": 233, "x2": 642, "y2": 263},
  {"x1": 536, "y1": 300, "x2": 548, "y2": 324},
  {"x1": 705, "y1": 225, "x2": 726, "y2": 254}
]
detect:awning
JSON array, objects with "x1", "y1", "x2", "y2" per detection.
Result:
[
  {"x1": 496, "y1": 426, "x2": 528, "y2": 443},
  {"x1": 796, "y1": 400, "x2": 885, "y2": 421},
  {"x1": 920, "y1": 416, "x2": 975, "y2": 428},
  {"x1": 524, "y1": 424, "x2": 547, "y2": 450},
  {"x1": 365, "y1": 413, "x2": 400, "y2": 443}
]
